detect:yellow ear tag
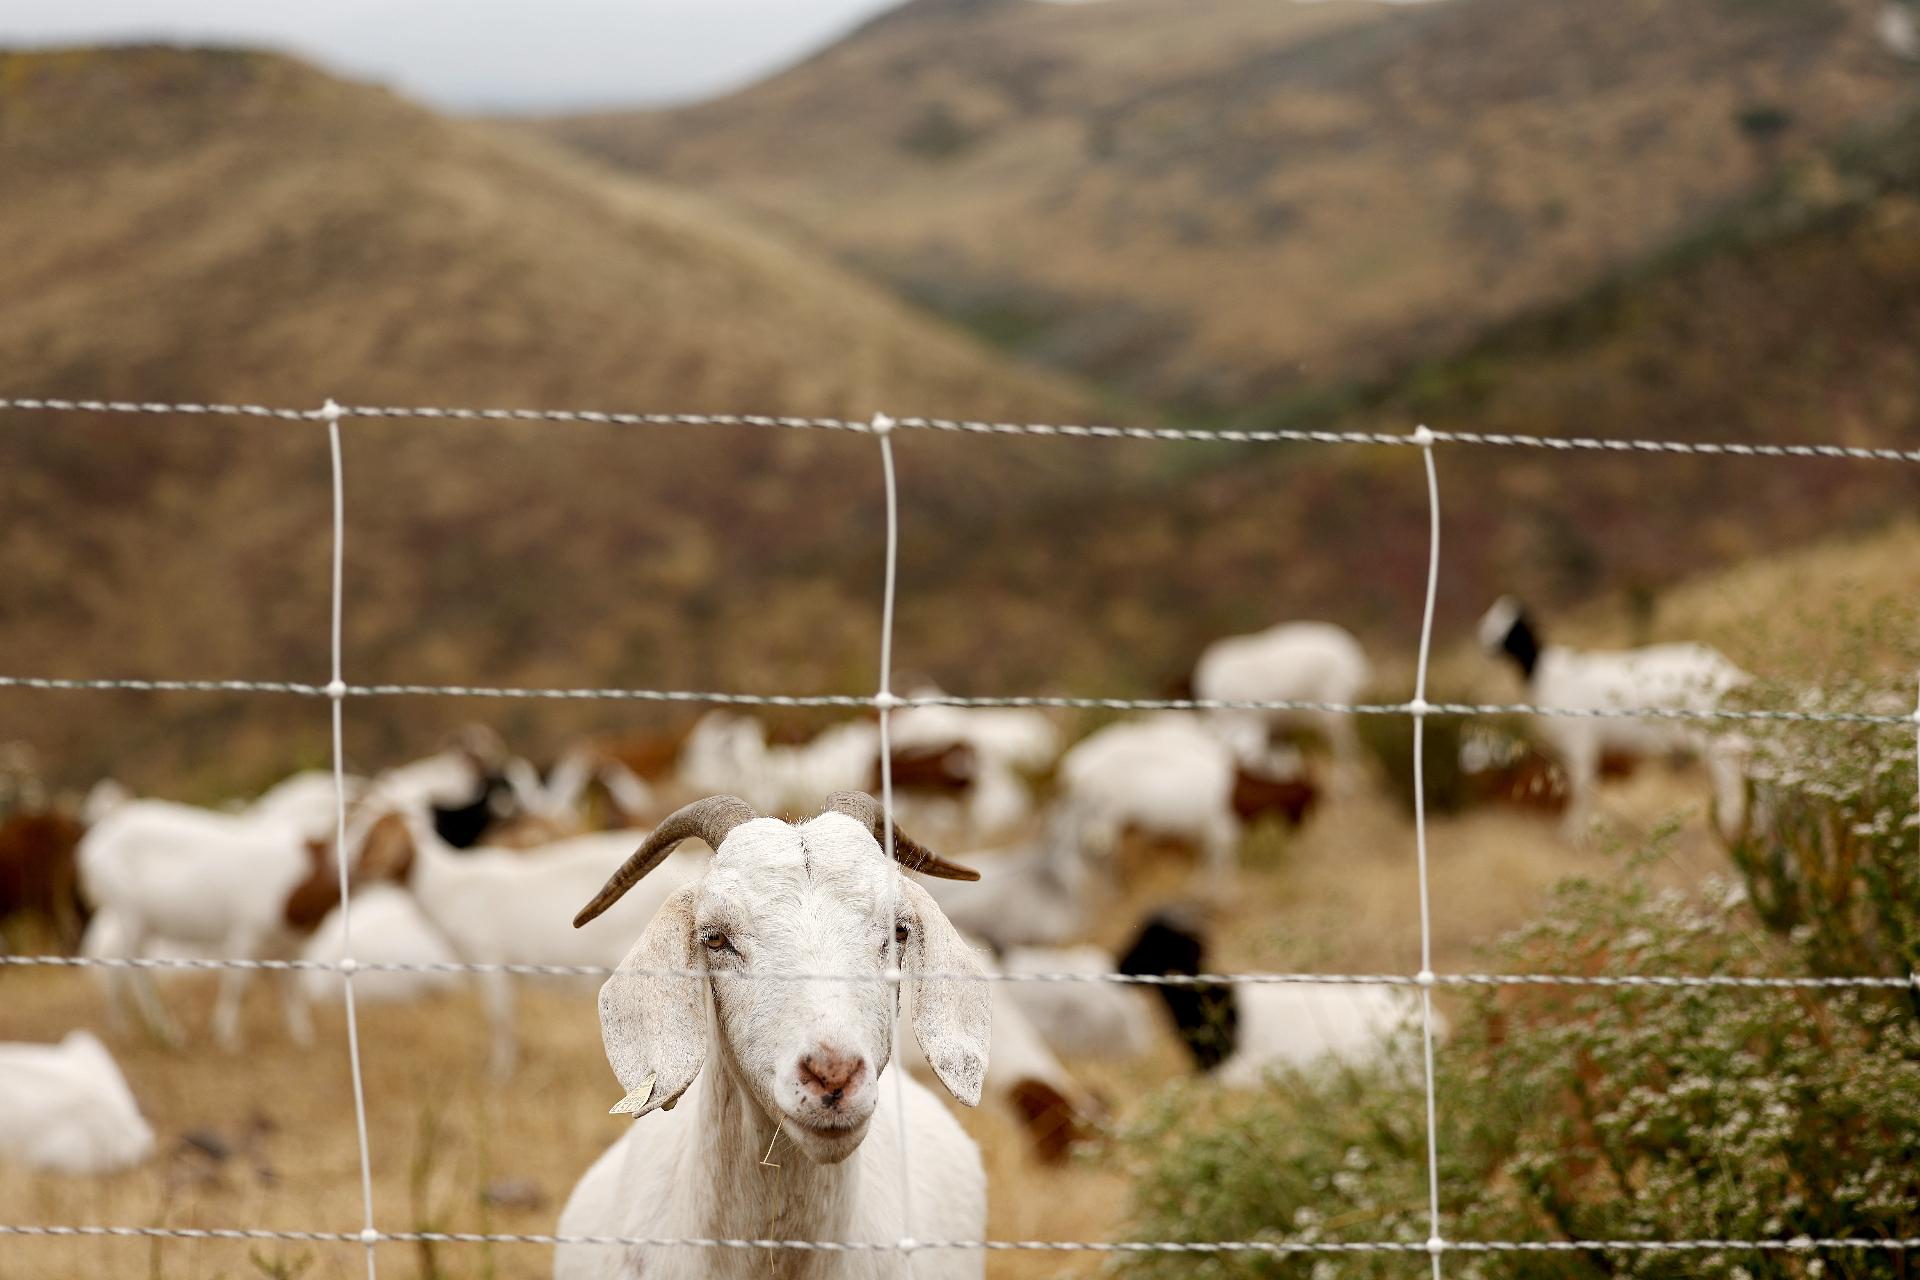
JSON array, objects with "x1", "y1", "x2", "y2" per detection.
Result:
[{"x1": 609, "y1": 1073, "x2": 656, "y2": 1117}]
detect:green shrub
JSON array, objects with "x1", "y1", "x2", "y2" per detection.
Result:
[
  {"x1": 1116, "y1": 834, "x2": 1920, "y2": 1279},
  {"x1": 1727, "y1": 678, "x2": 1920, "y2": 985}
]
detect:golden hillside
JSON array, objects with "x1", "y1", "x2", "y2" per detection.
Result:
[
  {"x1": 545, "y1": 0, "x2": 1920, "y2": 405},
  {"x1": 5, "y1": 45, "x2": 1920, "y2": 803},
  {"x1": 0, "y1": 45, "x2": 1092, "y2": 417},
  {"x1": 0, "y1": 46, "x2": 1109, "y2": 795}
]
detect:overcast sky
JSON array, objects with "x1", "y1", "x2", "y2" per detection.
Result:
[{"x1": 0, "y1": 0, "x2": 915, "y2": 114}]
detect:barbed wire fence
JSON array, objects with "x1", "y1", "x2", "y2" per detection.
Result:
[{"x1": 1, "y1": 395, "x2": 1917, "y2": 1276}]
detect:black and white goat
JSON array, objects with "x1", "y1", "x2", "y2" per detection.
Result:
[
  {"x1": 1478, "y1": 597, "x2": 1752, "y2": 839},
  {"x1": 1118, "y1": 913, "x2": 1431, "y2": 1085}
]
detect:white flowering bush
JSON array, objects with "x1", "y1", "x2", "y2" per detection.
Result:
[
  {"x1": 1726, "y1": 676, "x2": 1920, "y2": 982},
  {"x1": 1117, "y1": 838, "x2": 1920, "y2": 1279}
]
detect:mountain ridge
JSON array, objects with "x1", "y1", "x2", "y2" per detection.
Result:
[{"x1": 543, "y1": 0, "x2": 1920, "y2": 407}]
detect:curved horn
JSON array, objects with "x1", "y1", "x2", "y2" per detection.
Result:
[
  {"x1": 825, "y1": 791, "x2": 980, "y2": 881},
  {"x1": 573, "y1": 795, "x2": 758, "y2": 928}
]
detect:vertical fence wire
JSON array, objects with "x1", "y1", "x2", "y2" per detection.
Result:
[
  {"x1": 323, "y1": 401, "x2": 380, "y2": 1279},
  {"x1": 1408, "y1": 426, "x2": 1445, "y2": 1278},
  {"x1": 873, "y1": 413, "x2": 919, "y2": 1270}
]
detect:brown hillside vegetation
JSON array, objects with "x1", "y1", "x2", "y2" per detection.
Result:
[
  {"x1": 545, "y1": 0, "x2": 1920, "y2": 406},
  {"x1": 0, "y1": 46, "x2": 1112, "y2": 796},
  {"x1": 4, "y1": 47, "x2": 1920, "y2": 803}
]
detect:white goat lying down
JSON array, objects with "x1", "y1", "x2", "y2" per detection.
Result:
[
  {"x1": 0, "y1": 1030, "x2": 155, "y2": 1174},
  {"x1": 1211, "y1": 986, "x2": 1437, "y2": 1088},
  {"x1": 1119, "y1": 914, "x2": 1438, "y2": 1086},
  {"x1": 1478, "y1": 597, "x2": 1752, "y2": 838},
  {"x1": 1059, "y1": 713, "x2": 1240, "y2": 888},
  {"x1": 1193, "y1": 620, "x2": 1372, "y2": 784},
  {"x1": 555, "y1": 793, "x2": 990, "y2": 1280}
]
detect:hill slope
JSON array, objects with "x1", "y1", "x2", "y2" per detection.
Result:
[
  {"x1": 0, "y1": 46, "x2": 1110, "y2": 794},
  {"x1": 6, "y1": 47, "x2": 1920, "y2": 802},
  {"x1": 545, "y1": 0, "x2": 1920, "y2": 406}
]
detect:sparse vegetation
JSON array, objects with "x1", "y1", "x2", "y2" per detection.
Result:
[
  {"x1": 1118, "y1": 830, "x2": 1920, "y2": 1279},
  {"x1": 543, "y1": 0, "x2": 1920, "y2": 404},
  {"x1": 1120, "y1": 596, "x2": 1920, "y2": 1278}
]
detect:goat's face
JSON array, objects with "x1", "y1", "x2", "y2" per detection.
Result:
[{"x1": 599, "y1": 812, "x2": 989, "y2": 1165}]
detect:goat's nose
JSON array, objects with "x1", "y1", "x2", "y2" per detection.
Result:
[{"x1": 798, "y1": 1047, "x2": 865, "y2": 1105}]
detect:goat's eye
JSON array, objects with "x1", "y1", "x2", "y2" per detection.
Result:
[{"x1": 702, "y1": 931, "x2": 728, "y2": 952}]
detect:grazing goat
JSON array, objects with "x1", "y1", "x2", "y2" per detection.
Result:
[
  {"x1": 1194, "y1": 622, "x2": 1372, "y2": 787},
  {"x1": 885, "y1": 693, "x2": 1059, "y2": 840},
  {"x1": 554, "y1": 793, "x2": 989, "y2": 1280},
  {"x1": 78, "y1": 793, "x2": 411, "y2": 1049},
  {"x1": 1119, "y1": 914, "x2": 1433, "y2": 1085},
  {"x1": 1058, "y1": 714, "x2": 1240, "y2": 889},
  {"x1": 370, "y1": 811, "x2": 712, "y2": 1077},
  {"x1": 0, "y1": 1030, "x2": 154, "y2": 1173},
  {"x1": 924, "y1": 805, "x2": 1094, "y2": 952},
  {"x1": 299, "y1": 883, "x2": 464, "y2": 1005},
  {"x1": 679, "y1": 712, "x2": 880, "y2": 819},
  {"x1": 0, "y1": 809, "x2": 88, "y2": 952},
  {"x1": 1478, "y1": 597, "x2": 1752, "y2": 839},
  {"x1": 1000, "y1": 945, "x2": 1156, "y2": 1060},
  {"x1": 894, "y1": 940, "x2": 1105, "y2": 1164},
  {"x1": 79, "y1": 800, "x2": 325, "y2": 1048}
]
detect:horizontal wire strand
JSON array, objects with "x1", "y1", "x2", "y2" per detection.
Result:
[
  {"x1": 0, "y1": 678, "x2": 1906, "y2": 724},
  {"x1": 6, "y1": 391, "x2": 1914, "y2": 1258},
  {"x1": 3, "y1": 953, "x2": 1911, "y2": 989},
  {"x1": 4, "y1": 397, "x2": 1919, "y2": 462},
  {"x1": 1, "y1": 1225, "x2": 1916, "y2": 1254}
]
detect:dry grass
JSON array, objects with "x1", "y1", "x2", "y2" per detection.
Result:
[
  {"x1": 0, "y1": 756, "x2": 1731, "y2": 1280},
  {"x1": 545, "y1": 0, "x2": 1918, "y2": 401}
]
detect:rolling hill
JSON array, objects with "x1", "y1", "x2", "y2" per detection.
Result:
[
  {"x1": 0, "y1": 46, "x2": 1113, "y2": 795},
  {"x1": 544, "y1": 0, "x2": 1920, "y2": 407},
  {"x1": 4, "y1": 44, "x2": 1920, "y2": 804}
]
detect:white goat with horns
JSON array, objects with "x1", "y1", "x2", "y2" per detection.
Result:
[{"x1": 555, "y1": 792, "x2": 992, "y2": 1280}]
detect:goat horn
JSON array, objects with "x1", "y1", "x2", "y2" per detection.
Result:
[
  {"x1": 824, "y1": 791, "x2": 980, "y2": 881},
  {"x1": 573, "y1": 795, "x2": 758, "y2": 928}
]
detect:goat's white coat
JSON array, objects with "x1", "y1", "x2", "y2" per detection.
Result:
[
  {"x1": 924, "y1": 807, "x2": 1091, "y2": 951},
  {"x1": 1059, "y1": 714, "x2": 1239, "y2": 886},
  {"x1": 1213, "y1": 986, "x2": 1437, "y2": 1089},
  {"x1": 299, "y1": 883, "x2": 465, "y2": 1004},
  {"x1": 0, "y1": 1030, "x2": 155, "y2": 1174},
  {"x1": 679, "y1": 714, "x2": 881, "y2": 818},
  {"x1": 78, "y1": 799, "x2": 318, "y2": 1048},
  {"x1": 1000, "y1": 945, "x2": 1155, "y2": 1060},
  {"x1": 247, "y1": 769, "x2": 366, "y2": 843},
  {"x1": 1479, "y1": 600, "x2": 1751, "y2": 838},
  {"x1": 555, "y1": 811, "x2": 988, "y2": 1280},
  {"x1": 396, "y1": 818, "x2": 708, "y2": 1077},
  {"x1": 1194, "y1": 622, "x2": 1371, "y2": 782}
]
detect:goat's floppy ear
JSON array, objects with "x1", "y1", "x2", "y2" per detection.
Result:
[
  {"x1": 599, "y1": 884, "x2": 706, "y2": 1118},
  {"x1": 896, "y1": 877, "x2": 990, "y2": 1107}
]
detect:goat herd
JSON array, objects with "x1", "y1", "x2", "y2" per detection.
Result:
[{"x1": 0, "y1": 600, "x2": 1756, "y2": 1278}]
